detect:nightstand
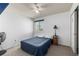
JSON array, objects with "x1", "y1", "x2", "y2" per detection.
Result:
[{"x1": 52, "y1": 35, "x2": 58, "y2": 45}]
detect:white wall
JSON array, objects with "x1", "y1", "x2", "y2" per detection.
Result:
[
  {"x1": 0, "y1": 4, "x2": 33, "y2": 50},
  {"x1": 34, "y1": 12, "x2": 70, "y2": 46}
]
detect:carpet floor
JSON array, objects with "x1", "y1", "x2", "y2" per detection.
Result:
[{"x1": 2, "y1": 45, "x2": 75, "y2": 56}]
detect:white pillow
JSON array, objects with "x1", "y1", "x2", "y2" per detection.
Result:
[
  {"x1": 36, "y1": 34, "x2": 44, "y2": 37},
  {"x1": 44, "y1": 35, "x2": 51, "y2": 38}
]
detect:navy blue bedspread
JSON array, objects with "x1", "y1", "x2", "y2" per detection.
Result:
[{"x1": 21, "y1": 37, "x2": 51, "y2": 56}]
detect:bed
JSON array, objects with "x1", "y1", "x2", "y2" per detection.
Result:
[{"x1": 21, "y1": 37, "x2": 51, "y2": 56}]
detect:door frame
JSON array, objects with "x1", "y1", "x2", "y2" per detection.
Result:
[{"x1": 74, "y1": 7, "x2": 78, "y2": 55}]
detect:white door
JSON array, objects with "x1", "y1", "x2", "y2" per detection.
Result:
[{"x1": 71, "y1": 10, "x2": 78, "y2": 54}]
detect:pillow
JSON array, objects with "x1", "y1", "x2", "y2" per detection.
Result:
[
  {"x1": 36, "y1": 34, "x2": 44, "y2": 37},
  {"x1": 35, "y1": 34, "x2": 51, "y2": 38},
  {"x1": 44, "y1": 35, "x2": 51, "y2": 38}
]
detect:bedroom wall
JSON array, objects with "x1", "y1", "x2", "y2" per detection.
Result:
[
  {"x1": 34, "y1": 12, "x2": 71, "y2": 46},
  {"x1": 0, "y1": 4, "x2": 33, "y2": 50}
]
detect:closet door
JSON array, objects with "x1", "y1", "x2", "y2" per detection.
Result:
[{"x1": 71, "y1": 9, "x2": 78, "y2": 54}]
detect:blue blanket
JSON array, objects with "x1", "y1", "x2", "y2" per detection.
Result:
[{"x1": 21, "y1": 37, "x2": 51, "y2": 56}]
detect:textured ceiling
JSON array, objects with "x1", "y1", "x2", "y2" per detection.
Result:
[{"x1": 10, "y1": 3, "x2": 72, "y2": 19}]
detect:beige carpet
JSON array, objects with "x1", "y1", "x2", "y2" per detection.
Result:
[{"x1": 2, "y1": 45, "x2": 75, "y2": 56}]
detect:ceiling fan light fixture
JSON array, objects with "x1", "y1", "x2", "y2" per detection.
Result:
[
  {"x1": 33, "y1": 3, "x2": 42, "y2": 14},
  {"x1": 35, "y1": 10, "x2": 40, "y2": 13}
]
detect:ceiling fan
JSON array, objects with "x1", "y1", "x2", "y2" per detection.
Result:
[{"x1": 33, "y1": 3, "x2": 43, "y2": 14}]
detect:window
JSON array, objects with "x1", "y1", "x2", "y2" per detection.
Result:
[{"x1": 34, "y1": 19, "x2": 44, "y2": 32}]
